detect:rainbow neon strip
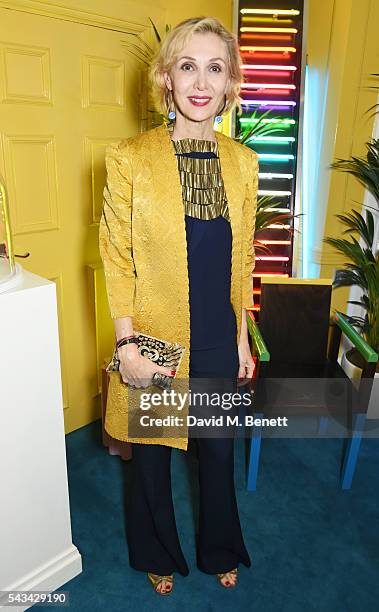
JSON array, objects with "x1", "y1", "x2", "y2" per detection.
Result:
[{"x1": 237, "y1": 2, "x2": 302, "y2": 291}]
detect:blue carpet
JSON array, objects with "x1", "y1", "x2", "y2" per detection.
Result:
[{"x1": 37, "y1": 420, "x2": 379, "y2": 611}]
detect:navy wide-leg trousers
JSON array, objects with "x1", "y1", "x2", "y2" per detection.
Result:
[{"x1": 124, "y1": 341, "x2": 252, "y2": 576}]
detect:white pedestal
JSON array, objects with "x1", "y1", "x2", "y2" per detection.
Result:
[{"x1": 0, "y1": 269, "x2": 82, "y2": 610}]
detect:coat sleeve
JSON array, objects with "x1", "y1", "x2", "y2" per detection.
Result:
[
  {"x1": 99, "y1": 140, "x2": 136, "y2": 319},
  {"x1": 241, "y1": 149, "x2": 259, "y2": 309}
]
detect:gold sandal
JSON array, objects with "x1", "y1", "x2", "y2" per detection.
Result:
[
  {"x1": 147, "y1": 573, "x2": 173, "y2": 595},
  {"x1": 216, "y1": 567, "x2": 238, "y2": 588}
]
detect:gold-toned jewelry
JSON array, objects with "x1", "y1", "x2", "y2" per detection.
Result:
[{"x1": 170, "y1": 136, "x2": 230, "y2": 222}]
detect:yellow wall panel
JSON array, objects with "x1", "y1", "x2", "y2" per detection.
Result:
[
  {"x1": 1, "y1": 42, "x2": 51, "y2": 104},
  {"x1": 82, "y1": 55, "x2": 126, "y2": 109},
  {"x1": 3, "y1": 134, "x2": 58, "y2": 233}
]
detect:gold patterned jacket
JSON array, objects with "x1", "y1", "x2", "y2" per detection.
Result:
[{"x1": 99, "y1": 122, "x2": 259, "y2": 451}]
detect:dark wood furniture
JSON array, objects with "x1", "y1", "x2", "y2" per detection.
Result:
[{"x1": 246, "y1": 278, "x2": 378, "y2": 490}]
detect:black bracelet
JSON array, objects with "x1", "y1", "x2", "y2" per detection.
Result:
[
  {"x1": 117, "y1": 337, "x2": 138, "y2": 349},
  {"x1": 116, "y1": 335, "x2": 136, "y2": 348}
]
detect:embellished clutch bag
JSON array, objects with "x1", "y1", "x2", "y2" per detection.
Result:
[{"x1": 105, "y1": 331, "x2": 186, "y2": 391}]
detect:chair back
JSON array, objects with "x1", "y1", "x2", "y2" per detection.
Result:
[{"x1": 258, "y1": 278, "x2": 332, "y2": 365}]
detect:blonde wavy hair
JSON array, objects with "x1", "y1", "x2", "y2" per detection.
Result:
[{"x1": 149, "y1": 16, "x2": 243, "y2": 118}]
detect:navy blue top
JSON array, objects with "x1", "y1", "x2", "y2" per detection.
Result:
[
  {"x1": 185, "y1": 215, "x2": 237, "y2": 350},
  {"x1": 175, "y1": 148, "x2": 237, "y2": 350}
]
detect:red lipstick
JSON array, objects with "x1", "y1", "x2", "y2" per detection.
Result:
[{"x1": 188, "y1": 96, "x2": 212, "y2": 107}]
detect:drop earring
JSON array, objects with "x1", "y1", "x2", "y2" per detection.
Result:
[
  {"x1": 167, "y1": 89, "x2": 176, "y2": 120},
  {"x1": 214, "y1": 93, "x2": 226, "y2": 125}
]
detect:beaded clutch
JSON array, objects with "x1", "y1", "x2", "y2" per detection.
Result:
[{"x1": 105, "y1": 331, "x2": 186, "y2": 390}]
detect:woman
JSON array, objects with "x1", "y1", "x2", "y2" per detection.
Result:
[{"x1": 99, "y1": 16, "x2": 259, "y2": 595}]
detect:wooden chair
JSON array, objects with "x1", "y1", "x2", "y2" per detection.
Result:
[{"x1": 245, "y1": 278, "x2": 378, "y2": 491}]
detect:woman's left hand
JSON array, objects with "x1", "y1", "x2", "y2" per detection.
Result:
[{"x1": 237, "y1": 338, "x2": 255, "y2": 386}]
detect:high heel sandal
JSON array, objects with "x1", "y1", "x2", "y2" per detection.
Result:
[
  {"x1": 216, "y1": 567, "x2": 238, "y2": 588},
  {"x1": 147, "y1": 573, "x2": 173, "y2": 595}
]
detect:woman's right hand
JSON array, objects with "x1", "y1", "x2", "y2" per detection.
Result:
[{"x1": 117, "y1": 344, "x2": 175, "y2": 388}]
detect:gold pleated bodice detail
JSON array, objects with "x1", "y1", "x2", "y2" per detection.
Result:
[{"x1": 169, "y1": 129, "x2": 230, "y2": 222}]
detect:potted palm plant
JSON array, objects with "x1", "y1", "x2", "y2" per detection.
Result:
[{"x1": 324, "y1": 128, "x2": 379, "y2": 415}]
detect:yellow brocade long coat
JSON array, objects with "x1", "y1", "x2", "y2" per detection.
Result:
[{"x1": 99, "y1": 122, "x2": 259, "y2": 451}]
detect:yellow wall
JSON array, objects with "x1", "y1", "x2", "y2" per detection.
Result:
[
  {"x1": 157, "y1": 1, "x2": 232, "y2": 30},
  {"x1": 305, "y1": 0, "x2": 379, "y2": 314}
]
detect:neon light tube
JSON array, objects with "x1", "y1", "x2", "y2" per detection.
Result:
[
  {"x1": 260, "y1": 240, "x2": 292, "y2": 245},
  {"x1": 242, "y1": 70, "x2": 293, "y2": 77},
  {"x1": 241, "y1": 64, "x2": 297, "y2": 70},
  {"x1": 240, "y1": 27, "x2": 298, "y2": 33},
  {"x1": 241, "y1": 17, "x2": 294, "y2": 24},
  {"x1": 258, "y1": 190, "x2": 292, "y2": 196},
  {"x1": 242, "y1": 88, "x2": 293, "y2": 96},
  {"x1": 242, "y1": 99, "x2": 296, "y2": 105},
  {"x1": 265, "y1": 208, "x2": 290, "y2": 213},
  {"x1": 257, "y1": 256, "x2": 290, "y2": 261},
  {"x1": 249, "y1": 136, "x2": 295, "y2": 142},
  {"x1": 267, "y1": 224, "x2": 291, "y2": 229},
  {"x1": 239, "y1": 118, "x2": 295, "y2": 125},
  {"x1": 245, "y1": 53, "x2": 294, "y2": 60},
  {"x1": 241, "y1": 103, "x2": 295, "y2": 111},
  {"x1": 242, "y1": 83, "x2": 296, "y2": 89},
  {"x1": 240, "y1": 46, "x2": 296, "y2": 52},
  {"x1": 242, "y1": 34, "x2": 294, "y2": 42},
  {"x1": 259, "y1": 173, "x2": 294, "y2": 179},
  {"x1": 240, "y1": 8, "x2": 300, "y2": 16},
  {"x1": 253, "y1": 272, "x2": 290, "y2": 277},
  {"x1": 241, "y1": 100, "x2": 291, "y2": 112},
  {"x1": 258, "y1": 154, "x2": 295, "y2": 161}
]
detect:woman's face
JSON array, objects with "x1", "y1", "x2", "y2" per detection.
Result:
[{"x1": 164, "y1": 32, "x2": 229, "y2": 124}]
